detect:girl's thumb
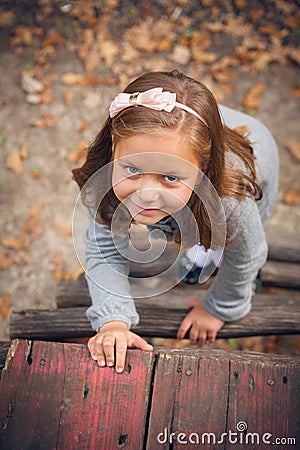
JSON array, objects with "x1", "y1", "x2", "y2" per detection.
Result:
[{"x1": 136, "y1": 336, "x2": 153, "y2": 351}]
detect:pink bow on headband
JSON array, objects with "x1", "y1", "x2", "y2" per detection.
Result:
[
  {"x1": 109, "y1": 87, "x2": 208, "y2": 127},
  {"x1": 109, "y1": 88, "x2": 176, "y2": 117}
]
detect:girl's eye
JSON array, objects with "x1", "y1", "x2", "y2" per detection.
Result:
[
  {"x1": 125, "y1": 166, "x2": 140, "y2": 176},
  {"x1": 164, "y1": 174, "x2": 179, "y2": 183}
]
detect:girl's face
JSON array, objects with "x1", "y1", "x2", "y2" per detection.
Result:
[{"x1": 112, "y1": 133, "x2": 201, "y2": 225}]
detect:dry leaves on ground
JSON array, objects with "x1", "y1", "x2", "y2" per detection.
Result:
[
  {"x1": 286, "y1": 143, "x2": 300, "y2": 162},
  {"x1": 283, "y1": 189, "x2": 300, "y2": 206},
  {"x1": 0, "y1": 292, "x2": 11, "y2": 318}
]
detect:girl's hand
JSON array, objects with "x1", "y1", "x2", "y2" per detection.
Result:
[
  {"x1": 87, "y1": 320, "x2": 153, "y2": 373},
  {"x1": 177, "y1": 299, "x2": 224, "y2": 345}
]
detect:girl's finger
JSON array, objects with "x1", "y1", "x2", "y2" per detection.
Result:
[
  {"x1": 197, "y1": 330, "x2": 207, "y2": 346},
  {"x1": 177, "y1": 317, "x2": 192, "y2": 339},
  {"x1": 189, "y1": 325, "x2": 199, "y2": 344},
  {"x1": 115, "y1": 338, "x2": 128, "y2": 373},
  {"x1": 93, "y1": 335, "x2": 106, "y2": 366},
  {"x1": 207, "y1": 330, "x2": 216, "y2": 343},
  {"x1": 102, "y1": 335, "x2": 116, "y2": 367}
]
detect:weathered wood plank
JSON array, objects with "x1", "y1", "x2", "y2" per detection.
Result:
[
  {"x1": 266, "y1": 233, "x2": 300, "y2": 263},
  {"x1": 56, "y1": 258, "x2": 300, "y2": 310},
  {"x1": 0, "y1": 341, "x2": 10, "y2": 379},
  {"x1": 0, "y1": 340, "x2": 153, "y2": 450},
  {"x1": 146, "y1": 349, "x2": 229, "y2": 450},
  {"x1": 226, "y1": 354, "x2": 300, "y2": 449},
  {"x1": 1, "y1": 342, "x2": 299, "y2": 449},
  {"x1": 10, "y1": 292, "x2": 300, "y2": 341},
  {"x1": 149, "y1": 348, "x2": 300, "y2": 450},
  {"x1": 261, "y1": 260, "x2": 300, "y2": 289}
]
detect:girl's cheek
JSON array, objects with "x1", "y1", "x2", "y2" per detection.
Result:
[{"x1": 113, "y1": 179, "x2": 133, "y2": 201}]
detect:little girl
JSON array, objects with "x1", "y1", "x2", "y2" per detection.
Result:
[{"x1": 72, "y1": 70, "x2": 278, "y2": 373}]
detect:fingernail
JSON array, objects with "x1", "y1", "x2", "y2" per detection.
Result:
[
  {"x1": 107, "y1": 361, "x2": 114, "y2": 367},
  {"x1": 98, "y1": 360, "x2": 105, "y2": 367},
  {"x1": 116, "y1": 367, "x2": 123, "y2": 373}
]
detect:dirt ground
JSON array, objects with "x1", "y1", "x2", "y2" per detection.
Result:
[{"x1": 0, "y1": 1, "x2": 299, "y2": 353}]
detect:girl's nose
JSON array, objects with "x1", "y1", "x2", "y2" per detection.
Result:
[{"x1": 136, "y1": 176, "x2": 160, "y2": 203}]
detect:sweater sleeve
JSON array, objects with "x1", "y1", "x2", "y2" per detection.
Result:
[
  {"x1": 202, "y1": 196, "x2": 268, "y2": 322},
  {"x1": 84, "y1": 210, "x2": 139, "y2": 331}
]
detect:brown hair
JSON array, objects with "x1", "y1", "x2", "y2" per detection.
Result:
[{"x1": 72, "y1": 70, "x2": 262, "y2": 249}]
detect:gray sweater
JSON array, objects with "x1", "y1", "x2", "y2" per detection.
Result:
[{"x1": 85, "y1": 105, "x2": 279, "y2": 331}]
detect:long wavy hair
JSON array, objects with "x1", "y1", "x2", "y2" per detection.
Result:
[{"x1": 72, "y1": 70, "x2": 262, "y2": 249}]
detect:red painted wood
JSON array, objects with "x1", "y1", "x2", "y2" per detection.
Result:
[
  {"x1": 226, "y1": 354, "x2": 300, "y2": 450},
  {"x1": 1, "y1": 342, "x2": 299, "y2": 450},
  {"x1": 146, "y1": 349, "x2": 229, "y2": 450},
  {"x1": 0, "y1": 340, "x2": 153, "y2": 449}
]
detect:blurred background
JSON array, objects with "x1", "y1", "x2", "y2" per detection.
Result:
[{"x1": 0, "y1": 0, "x2": 299, "y2": 353}]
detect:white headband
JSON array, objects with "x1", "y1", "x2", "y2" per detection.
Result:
[{"x1": 109, "y1": 87, "x2": 208, "y2": 128}]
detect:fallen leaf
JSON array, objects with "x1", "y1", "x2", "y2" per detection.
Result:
[
  {"x1": 30, "y1": 201, "x2": 47, "y2": 216},
  {"x1": 290, "y1": 86, "x2": 300, "y2": 98},
  {"x1": 10, "y1": 26, "x2": 32, "y2": 46},
  {"x1": 0, "y1": 10, "x2": 14, "y2": 27},
  {"x1": 54, "y1": 267, "x2": 84, "y2": 280},
  {"x1": 0, "y1": 292, "x2": 11, "y2": 318},
  {"x1": 67, "y1": 141, "x2": 87, "y2": 165},
  {"x1": 286, "y1": 47, "x2": 300, "y2": 65},
  {"x1": 30, "y1": 169, "x2": 44, "y2": 179},
  {"x1": 20, "y1": 143, "x2": 29, "y2": 160},
  {"x1": 78, "y1": 121, "x2": 90, "y2": 133},
  {"x1": 97, "y1": 37, "x2": 119, "y2": 67},
  {"x1": 21, "y1": 73, "x2": 44, "y2": 94},
  {"x1": 50, "y1": 251, "x2": 67, "y2": 271},
  {"x1": 286, "y1": 143, "x2": 300, "y2": 162},
  {"x1": 234, "y1": 0, "x2": 247, "y2": 8},
  {"x1": 64, "y1": 90, "x2": 76, "y2": 105},
  {"x1": 23, "y1": 214, "x2": 43, "y2": 237},
  {"x1": 1, "y1": 233, "x2": 29, "y2": 252},
  {"x1": 5, "y1": 150, "x2": 23, "y2": 174},
  {"x1": 42, "y1": 32, "x2": 64, "y2": 48},
  {"x1": 242, "y1": 82, "x2": 265, "y2": 110},
  {"x1": 156, "y1": 38, "x2": 173, "y2": 52},
  {"x1": 13, "y1": 254, "x2": 33, "y2": 265},
  {"x1": 39, "y1": 87, "x2": 54, "y2": 104},
  {"x1": 251, "y1": 52, "x2": 273, "y2": 72},
  {"x1": 0, "y1": 248, "x2": 14, "y2": 269},
  {"x1": 283, "y1": 189, "x2": 300, "y2": 205},
  {"x1": 204, "y1": 22, "x2": 224, "y2": 33},
  {"x1": 126, "y1": 21, "x2": 156, "y2": 52},
  {"x1": 61, "y1": 72, "x2": 99, "y2": 87},
  {"x1": 169, "y1": 45, "x2": 191, "y2": 65},
  {"x1": 53, "y1": 219, "x2": 72, "y2": 237},
  {"x1": 25, "y1": 94, "x2": 42, "y2": 105},
  {"x1": 210, "y1": 65, "x2": 237, "y2": 85},
  {"x1": 192, "y1": 50, "x2": 217, "y2": 64},
  {"x1": 32, "y1": 112, "x2": 58, "y2": 127}
]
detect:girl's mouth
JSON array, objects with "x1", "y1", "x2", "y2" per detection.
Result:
[{"x1": 130, "y1": 200, "x2": 161, "y2": 216}]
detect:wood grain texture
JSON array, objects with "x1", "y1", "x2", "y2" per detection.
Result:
[
  {"x1": 146, "y1": 349, "x2": 229, "y2": 450},
  {"x1": 0, "y1": 340, "x2": 153, "y2": 450},
  {"x1": 0, "y1": 342, "x2": 299, "y2": 450},
  {"x1": 10, "y1": 292, "x2": 300, "y2": 341},
  {"x1": 226, "y1": 354, "x2": 300, "y2": 449}
]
